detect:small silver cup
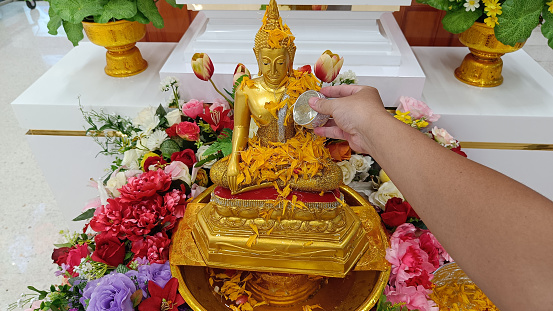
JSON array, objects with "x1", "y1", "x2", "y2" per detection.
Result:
[{"x1": 293, "y1": 90, "x2": 330, "y2": 129}]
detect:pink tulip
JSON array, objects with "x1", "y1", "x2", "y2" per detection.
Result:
[
  {"x1": 314, "y1": 50, "x2": 344, "y2": 83},
  {"x1": 191, "y1": 53, "x2": 214, "y2": 81},
  {"x1": 232, "y1": 63, "x2": 251, "y2": 85}
]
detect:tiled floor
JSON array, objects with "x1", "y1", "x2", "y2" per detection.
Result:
[{"x1": 1, "y1": 1, "x2": 552, "y2": 309}]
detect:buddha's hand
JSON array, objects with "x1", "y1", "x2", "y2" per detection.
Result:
[{"x1": 227, "y1": 154, "x2": 240, "y2": 192}]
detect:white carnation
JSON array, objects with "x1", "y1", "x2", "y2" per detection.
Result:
[
  {"x1": 166, "y1": 109, "x2": 182, "y2": 126},
  {"x1": 144, "y1": 130, "x2": 168, "y2": 151},
  {"x1": 369, "y1": 181, "x2": 404, "y2": 210},
  {"x1": 349, "y1": 154, "x2": 374, "y2": 173},
  {"x1": 196, "y1": 145, "x2": 217, "y2": 169},
  {"x1": 133, "y1": 107, "x2": 159, "y2": 135},
  {"x1": 337, "y1": 160, "x2": 356, "y2": 185}
]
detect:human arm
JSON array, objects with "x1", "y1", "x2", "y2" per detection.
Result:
[
  {"x1": 309, "y1": 85, "x2": 553, "y2": 310},
  {"x1": 228, "y1": 89, "x2": 251, "y2": 192}
]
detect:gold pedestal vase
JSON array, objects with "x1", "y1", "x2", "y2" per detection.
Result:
[
  {"x1": 455, "y1": 22, "x2": 525, "y2": 87},
  {"x1": 82, "y1": 20, "x2": 148, "y2": 77}
]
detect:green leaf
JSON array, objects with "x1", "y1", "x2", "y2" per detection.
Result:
[
  {"x1": 160, "y1": 139, "x2": 180, "y2": 158},
  {"x1": 54, "y1": 242, "x2": 74, "y2": 248},
  {"x1": 541, "y1": 3, "x2": 553, "y2": 49},
  {"x1": 204, "y1": 128, "x2": 233, "y2": 157},
  {"x1": 156, "y1": 104, "x2": 167, "y2": 118},
  {"x1": 441, "y1": 7, "x2": 482, "y2": 34},
  {"x1": 131, "y1": 290, "x2": 143, "y2": 307},
  {"x1": 47, "y1": 7, "x2": 63, "y2": 35},
  {"x1": 73, "y1": 208, "x2": 96, "y2": 221},
  {"x1": 495, "y1": 0, "x2": 542, "y2": 46},
  {"x1": 27, "y1": 286, "x2": 48, "y2": 298},
  {"x1": 195, "y1": 151, "x2": 222, "y2": 167},
  {"x1": 116, "y1": 264, "x2": 131, "y2": 273},
  {"x1": 163, "y1": 0, "x2": 183, "y2": 9},
  {"x1": 127, "y1": 10, "x2": 149, "y2": 23},
  {"x1": 62, "y1": 21, "x2": 85, "y2": 46},
  {"x1": 124, "y1": 250, "x2": 134, "y2": 261},
  {"x1": 415, "y1": 0, "x2": 452, "y2": 11},
  {"x1": 137, "y1": 0, "x2": 163, "y2": 28},
  {"x1": 96, "y1": 0, "x2": 138, "y2": 23},
  {"x1": 51, "y1": 0, "x2": 104, "y2": 24}
]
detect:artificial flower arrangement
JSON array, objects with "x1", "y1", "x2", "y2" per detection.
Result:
[
  {"x1": 417, "y1": 0, "x2": 553, "y2": 48},
  {"x1": 12, "y1": 50, "x2": 494, "y2": 311}
]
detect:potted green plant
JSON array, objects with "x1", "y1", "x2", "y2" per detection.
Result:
[
  {"x1": 418, "y1": 0, "x2": 553, "y2": 86},
  {"x1": 46, "y1": 0, "x2": 183, "y2": 46}
]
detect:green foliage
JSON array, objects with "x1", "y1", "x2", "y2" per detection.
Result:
[
  {"x1": 542, "y1": 5, "x2": 553, "y2": 49},
  {"x1": 415, "y1": 0, "x2": 453, "y2": 11},
  {"x1": 50, "y1": 0, "x2": 104, "y2": 24},
  {"x1": 63, "y1": 21, "x2": 85, "y2": 46},
  {"x1": 495, "y1": 0, "x2": 543, "y2": 46},
  {"x1": 73, "y1": 208, "x2": 96, "y2": 221},
  {"x1": 160, "y1": 139, "x2": 181, "y2": 158},
  {"x1": 137, "y1": 0, "x2": 164, "y2": 28},
  {"x1": 204, "y1": 128, "x2": 233, "y2": 157},
  {"x1": 47, "y1": 7, "x2": 63, "y2": 35},
  {"x1": 376, "y1": 294, "x2": 413, "y2": 311},
  {"x1": 96, "y1": 0, "x2": 138, "y2": 24},
  {"x1": 116, "y1": 264, "x2": 131, "y2": 273},
  {"x1": 442, "y1": 7, "x2": 482, "y2": 34}
]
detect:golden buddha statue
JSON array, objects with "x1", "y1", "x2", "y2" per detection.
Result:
[
  {"x1": 210, "y1": 0, "x2": 342, "y2": 194},
  {"x1": 169, "y1": 1, "x2": 390, "y2": 308}
]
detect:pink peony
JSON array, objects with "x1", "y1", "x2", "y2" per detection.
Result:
[
  {"x1": 120, "y1": 195, "x2": 165, "y2": 240},
  {"x1": 181, "y1": 99, "x2": 204, "y2": 119},
  {"x1": 384, "y1": 283, "x2": 438, "y2": 311},
  {"x1": 397, "y1": 96, "x2": 440, "y2": 122},
  {"x1": 164, "y1": 189, "x2": 187, "y2": 219},
  {"x1": 176, "y1": 122, "x2": 200, "y2": 141},
  {"x1": 419, "y1": 231, "x2": 453, "y2": 265},
  {"x1": 146, "y1": 232, "x2": 171, "y2": 264},
  {"x1": 118, "y1": 170, "x2": 172, "y2": 203}
]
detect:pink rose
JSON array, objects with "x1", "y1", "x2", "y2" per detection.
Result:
[
  {"x1": 181, "y1": 99, "x2": 204, "y2": 119},
  {"x1": 164, "y1": 161, "x2": 192, "y2": 185},
  {"x1": 176, "y1": 122, "x2": 200, "y2": 141},
  {"x1": 397, "y1": 96, "x2": 440, "y2": 122},
  {"x1": 210, "y1": 98, "x2": 231, "y2": 112},
  {"x1": 431, "y1": 126, "x2": 457, "y2": 147},
  {"x1": 384, "y1": 283, "x2": 438, "y2": 311}
]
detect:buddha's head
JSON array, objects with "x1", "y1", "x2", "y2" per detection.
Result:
[{"x1": 254, "y1": 0, "x2": 296, "y2": 88}]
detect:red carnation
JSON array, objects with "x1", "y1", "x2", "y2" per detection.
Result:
[
  {"x1": 91, "y1": 232, "x2": 127, "y2": 267},
  {"x1": 89, "y1": 199, "x2": 127, "y2": 238},
  {"x1": 170, "y1": 149, "x2": 196, "y2": 168},
  {"x1": 52, "y1": 243, "x2": 90, "y2": 276},
  {"x1": 381, "y1": 197, "x2": 419, "y2": 228},
  {"x1": 120, "y1": 194, "x2": 164, "y2": 240},
  {"x1": 451, "y1": 146, "x2": 467, "y2": 157},
  {"x1": 146, "y1": 232, "x2": 171, "y2": 264},
  {"x1": 118, "y1": 170, "x2": 172, "y2": 203}
]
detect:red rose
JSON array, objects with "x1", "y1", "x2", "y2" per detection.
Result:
[
  {"x1": 176, "y1": 122, "x2": 200, "y2": 141},
  {"x1": 52, "y1": 247, "x2": 70, "y2": 266},
  {"x1": 165, "y1": 124, "x2": 178, "y2": 138},
  {"x1": 143, "y1": 155, "x2": 167, "y2": 172},
  {"x1": 451, "y1": 146, "x2": 467, "y2": 157},
  {"x1": 381, "y1": 197, "x2": 419, "y2": 228},
  {"x1": 91, "y1": 232, "x2": 127, "y2": 267},
  {"x1": 119, "y1": 170, "x2": 172, "y2": 203},
  {"x1": 170, "y1": 149, "x2": 196, "y2": 168}
]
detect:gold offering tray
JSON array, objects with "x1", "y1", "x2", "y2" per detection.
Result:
[{"x1": 169, "y1": 185, "x2": 391, "y2": 310}]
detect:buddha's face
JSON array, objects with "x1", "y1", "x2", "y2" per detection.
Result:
[{"x1": 258, "y1": 48, "x2": 290, "y2": 88}]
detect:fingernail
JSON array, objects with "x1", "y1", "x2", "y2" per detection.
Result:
[{"x1": 308, "y1": 97, "x2": 319, "y2": 107}]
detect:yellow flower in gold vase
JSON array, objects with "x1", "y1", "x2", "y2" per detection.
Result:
[
  {"x1": 547, "y1": 0, "x2": 553, "y2": 13},
  {"x1": 484, "y1": 15, "x2": 499, "y2": 27}
]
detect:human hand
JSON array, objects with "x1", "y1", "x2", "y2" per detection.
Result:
[{"x1": 309, "y1": 85, "x2": 387, "y2": 154}]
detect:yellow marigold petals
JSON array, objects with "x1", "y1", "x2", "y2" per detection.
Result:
[
  {"x1": 302, "y1": 304, "x2": 323, "y2": 311},
  {"x1": 303, "y1": 241, "x2": 313, "y2": 246}
]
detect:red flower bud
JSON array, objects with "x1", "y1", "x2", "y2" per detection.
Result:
[
  {"x1": 314, "y1": 50, "x2": 344, "y2": 83},
  {"x1": 191, "y1": 53, "x2": 214, "y2": 81}
]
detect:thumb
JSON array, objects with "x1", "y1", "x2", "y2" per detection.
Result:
[{"x1": 309, "y1": 97, "x2": 334, "y2": 116}]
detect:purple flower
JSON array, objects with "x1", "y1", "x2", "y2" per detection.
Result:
[
  {"x1": 138, "y1": 261, "x2": 172, "y2": 289},
  {"x1": 125, "y1": 270, "x2": 150, "y2": 298},
  {"x1": 81, "y1": 273, "x2": 137, "y2": 311}
]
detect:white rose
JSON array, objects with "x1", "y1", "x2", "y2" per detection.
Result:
[
  {"x1": 121, "y1": 149, "x2": 146, "y2": 170},
  {"x1": 133, "y1": 107, "x2": 159, "y2": 135},
  {"x1": 431, "y1": 126, "x2": 458, "y2": 148},
  {"x1": 196, "y1": 145, "x2": 217, "y2": 169},
  {"x1": 349, "y1": 154, "x2": 374, "y2": 173},
  {"x1": 369, "y1": 181, "x2": 404, "y2": 210},
  {"x1": 337, "y1": 160, "x2": 356, "y2": 185},
  {"x1": 106, "y1": 172, "x2": 128, "y2": 197},
  {"x1": 165, "y1": 109, "x2": 182, "y2": 126}
]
